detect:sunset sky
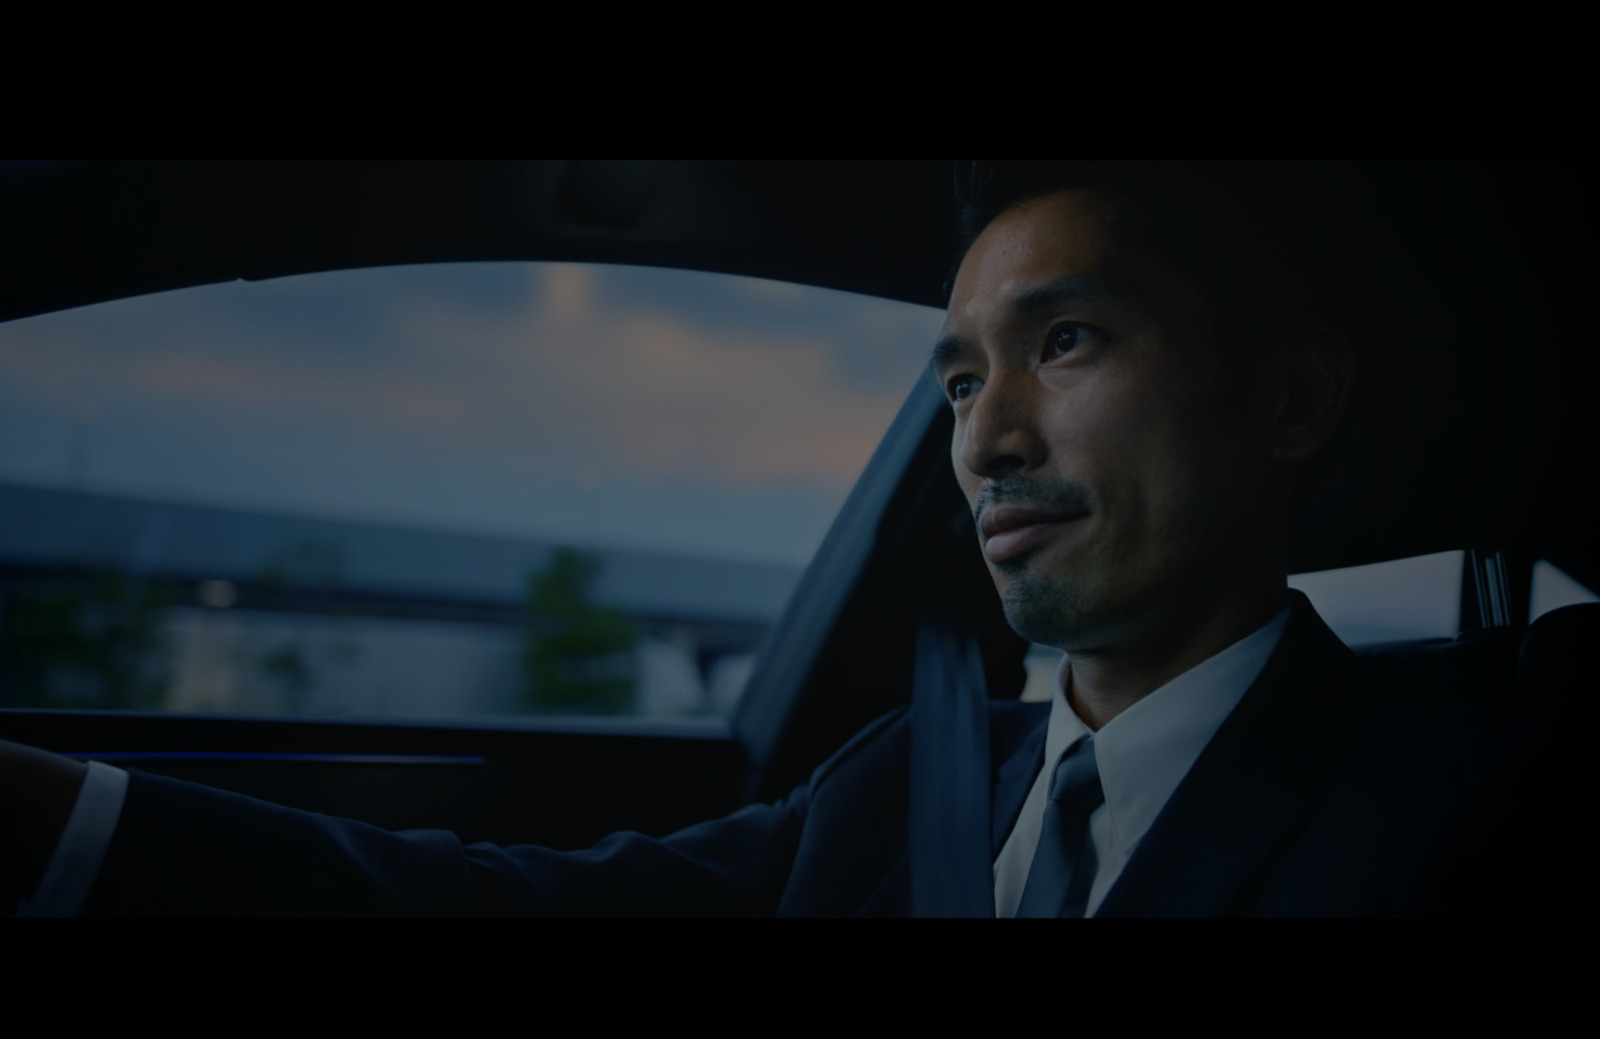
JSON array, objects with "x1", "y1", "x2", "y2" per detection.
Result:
[{"x1": 0, "y1": 261, "x2": 944, "y2": 567}]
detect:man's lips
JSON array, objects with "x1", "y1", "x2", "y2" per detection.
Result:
[{"x1": 979, "y1": 505, "x2": 1086, "y2": 565}]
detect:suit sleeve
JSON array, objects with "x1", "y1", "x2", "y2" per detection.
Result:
[
  {"x1": 79, "y1": 708, "x2": 910, "y2": 917},
  {"x1": 79, "y1": 767, "x2": 811, "y2": 917},
  {"x1": 463, "y1": 707, "x2": 909, "y2": 916}
]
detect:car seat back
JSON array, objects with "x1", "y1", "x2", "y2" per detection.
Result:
[{"x1": 1511, "y1": 603, "x2": 1600, "y2": 916}]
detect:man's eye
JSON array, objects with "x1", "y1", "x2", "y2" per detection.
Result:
[
  {"x1": 1042, "y1": 322, "x2": 1087, "y2": 362},
  {"x1": 948, "y1": 374, "x2": 980, "y2": 403}
]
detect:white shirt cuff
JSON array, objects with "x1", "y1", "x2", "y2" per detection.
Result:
[{"x1": 16, "y1": 761, "x2": 129, "y2": 918}]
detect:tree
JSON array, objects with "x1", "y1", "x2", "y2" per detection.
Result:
[
  {"x1": 0, "y1": 565, "x2": 172, "y2": 710},
  {"x1": 521, "y1": 548, "x2": 637, "y2": 714}
]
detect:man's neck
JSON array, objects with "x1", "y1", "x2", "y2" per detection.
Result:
[{"x1": 1064, "y1": 578, "x2": 1290, "y2": 731}]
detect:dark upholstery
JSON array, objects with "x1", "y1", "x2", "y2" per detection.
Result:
[
  {"x1": 1356, "y1": 605, "x2": 1600, "y2": 915},
  {"x1": 1513, "y1": 604, "x2": 1600, "y2": 916},
  {"x1": 1358, "y1": 625, "x2": 1527, "y2": 712}
]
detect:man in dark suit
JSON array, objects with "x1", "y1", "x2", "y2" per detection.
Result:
[{"x1": 0, "y1": 162, "x2": 1520, "y2": 915}]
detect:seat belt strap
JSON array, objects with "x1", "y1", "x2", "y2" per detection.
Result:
[{"x1": 910, "y1": 614, "x2": 995, "y2": 918}]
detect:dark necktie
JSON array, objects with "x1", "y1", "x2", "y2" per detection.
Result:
[{"x1": 1013, "y1": 736, "x2": 1105, "y2": 918}]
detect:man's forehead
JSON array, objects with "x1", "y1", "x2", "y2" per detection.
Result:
[
  {"x1": 939, "y1": 189, "x2": 1206, "y2": 345},
  {"x1": 945, "y1": 193, "x2": 1118, "y2": 323}
]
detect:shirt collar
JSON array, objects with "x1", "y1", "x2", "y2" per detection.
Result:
[{"x1": 1042, "y1": 605, "x2": 1292, "y2": 859}]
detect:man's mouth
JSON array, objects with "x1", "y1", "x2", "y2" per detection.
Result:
[{"x1": 979, "y1": 505, "x2": 1087, "y2": 566}]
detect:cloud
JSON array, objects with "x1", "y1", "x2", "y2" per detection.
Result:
[
  {"x1": 540, "y1": 264, "x2": 595, "y2": 324},
  {"x1": 0, "y1": 263, "x2": 944, "y2": 499}
]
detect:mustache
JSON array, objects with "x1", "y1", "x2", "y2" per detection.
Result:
[{"x1": 973, "y1": 476, "x2": 1094, "y2": 526}]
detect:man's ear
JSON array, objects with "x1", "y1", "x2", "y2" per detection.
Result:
[{"x1": 1265, "y1": 328, "x2": 1354, "y2": 461}]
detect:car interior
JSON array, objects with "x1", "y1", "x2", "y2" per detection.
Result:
[{"x1": 0, "y1": 161, "x2": 1595, "y2": 907}]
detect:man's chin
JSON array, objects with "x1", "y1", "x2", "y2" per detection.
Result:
[{"x1": 997, "y1": 568, "x2": 1086, "y2": 648}]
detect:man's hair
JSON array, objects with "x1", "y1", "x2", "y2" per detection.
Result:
[{"x1": 949, "y1": 161, "x2": 1378, "y2": 360}]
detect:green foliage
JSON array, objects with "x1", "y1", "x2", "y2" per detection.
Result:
[
  {"x1": 0, "y1": 566, "x2": 174, "y2": 709},
  {"x1": 249, "y1": 540, "x2": 357, "y2": 709},
  {"x1": 521, "y1": 548, "x2": 637, "y2": 714}
]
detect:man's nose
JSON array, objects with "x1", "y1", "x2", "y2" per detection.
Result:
[{"x1": 958, "y1": 370, "x2": 1046, "y2": 480}]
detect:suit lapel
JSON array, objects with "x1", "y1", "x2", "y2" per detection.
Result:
[
  {"x1": 856, "y1": 700, "x2": 1047, "y2": 917},
  {"x1": 989, "y1": 700, "x2": 1050, "y2": 856},
  {"x1": 1095, "y1": 592, "x2": 1380, "y2": 917}
]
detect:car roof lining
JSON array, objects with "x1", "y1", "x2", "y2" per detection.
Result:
[{"x1": 0, "y1": 161, "x2": 959, "y2": 320}]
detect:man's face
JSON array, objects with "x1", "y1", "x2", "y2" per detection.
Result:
[{"x1": 933, "y1": 190, "x2": 1277, "y2": 652}]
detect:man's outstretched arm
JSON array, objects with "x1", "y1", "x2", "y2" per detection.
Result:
[
  {"x1": 0, "y1": 733, "x2": 813, "y2": 917},
  {"x1": 0, "y1": 739, "x2": 87, "y2": 910},
  {"x1": 0, "y1": 711, "x2": 862, "y2": 916}
]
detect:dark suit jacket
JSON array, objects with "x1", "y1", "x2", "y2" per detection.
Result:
[{"x1": 82, "y1": 593, "x2": 1519, "y2": 916}]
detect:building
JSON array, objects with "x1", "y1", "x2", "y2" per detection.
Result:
[{"x1": 0, "y1": 482, "x2": 801, "y2": 721}]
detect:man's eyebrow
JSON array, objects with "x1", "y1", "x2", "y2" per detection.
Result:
[
  {"x1": 929, "y1": 276, "x2": 1117, "y2": 379},
  {"x1": 929, "y1": 334, "x2": 973, "y2": 378},
  {"x1": 1008, "y1": 274, "x2": 1111, "y2": 319}
]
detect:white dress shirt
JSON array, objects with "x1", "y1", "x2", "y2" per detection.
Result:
[
  {"x1": 993, "y1": 606, "x2": 1290, "y2": 917},
  {"x1": 15, "y1": 760, "x2": 129, "y2": 917},
  {"x1": 24, "y1": 607, "x2": 1288, "y2": 917}
]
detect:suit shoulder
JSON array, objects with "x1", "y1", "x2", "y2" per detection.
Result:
[
  {"x1": 809, "y1": 706, "x2": 911, "y2": 788},
  {"x1": 808, "y1": 698, "x2": 1049, "y2": 791}
]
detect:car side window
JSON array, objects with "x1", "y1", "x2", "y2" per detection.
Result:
[
  {"x1": 0, "y1": 263, "x2": 944, "y2": 722},
  {"x1": 1530, "y1": 560, "x2": 1600, "y2": 621},
  {"x1": 1287, "y1": 550, "x2": 1464, "y2": 646}
]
